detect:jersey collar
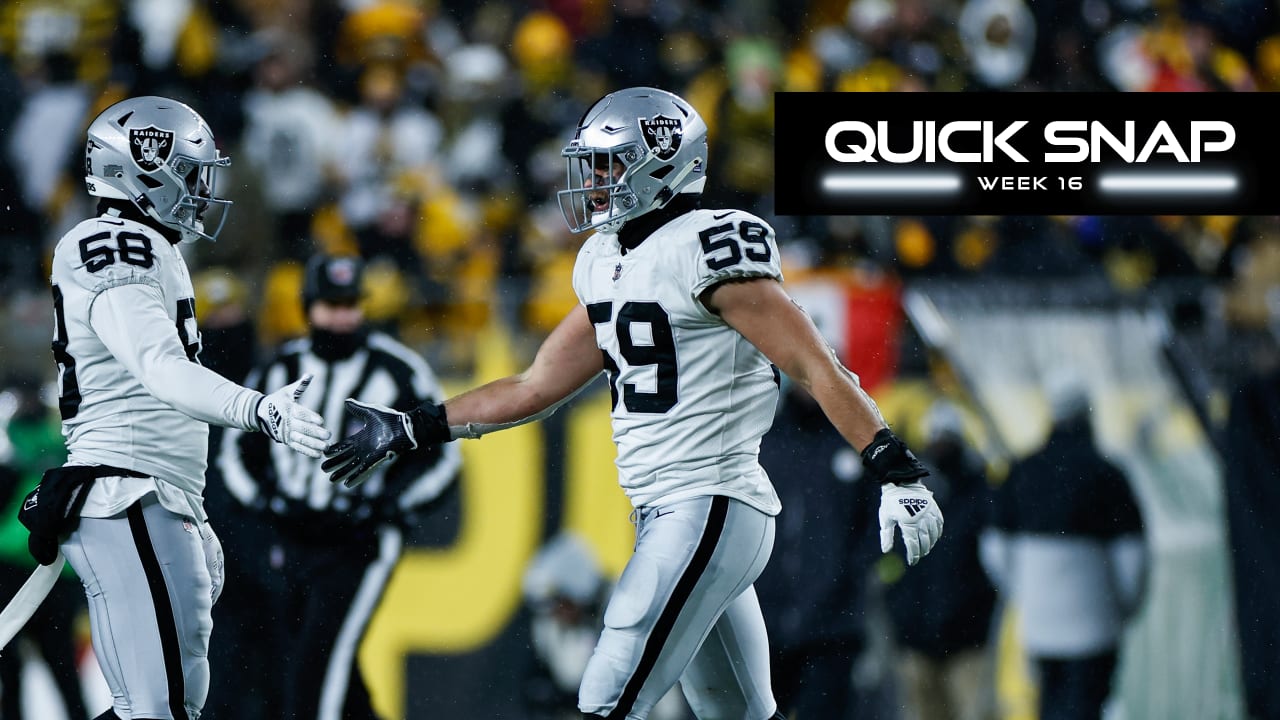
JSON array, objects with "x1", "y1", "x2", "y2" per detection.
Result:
[{"x1": 616, "y1": 194, "x2": 700, "y2": 255}]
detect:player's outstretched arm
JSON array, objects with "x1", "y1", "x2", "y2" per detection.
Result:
[
  {"x1": 323, "y1": 305, "x2": 604, "y2": 487},
  {"x1": 91, "y1": 283, "x2": 330, "y2": 457},
  {"x1": 706, "y1": 276, "x2": 943, "y2": 564}
]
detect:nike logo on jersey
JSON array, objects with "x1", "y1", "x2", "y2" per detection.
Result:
[
  {"x1": 653, "y1": 509, "x2": 674, "y2": 519},
  {"x1": 712, "y1": 212, "x2": 733, "y2": 220}
]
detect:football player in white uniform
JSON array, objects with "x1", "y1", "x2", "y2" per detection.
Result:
[
  {"x1": 21, "y1": 95, "x2": 331, "y2": 720},
  {"x1": 322, "y1": 87, "x2": 944, "y2": 720}
]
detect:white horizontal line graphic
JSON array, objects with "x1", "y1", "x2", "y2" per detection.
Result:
[
  {"x1": 1098, "y1": 172, "x2": 1238, "y2": 194},
  {"x1": 822, "y1": 171, "x2": 963, "y2": 194}
]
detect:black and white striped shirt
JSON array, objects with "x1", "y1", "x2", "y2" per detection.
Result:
[{"x1": 216, "y1": 331, "x2": 461, "y2": 537}]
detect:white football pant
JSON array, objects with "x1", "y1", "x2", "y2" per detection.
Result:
[
  {"x1": 63, "y1": 494, "x2": 213, "y2": 720},
  {"x1": 579, "y1": 495, "x2": 778, "y2": 720}
]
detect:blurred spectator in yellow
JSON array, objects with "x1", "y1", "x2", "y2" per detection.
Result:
[
  {"x1": 701, "y1": 37, "x2": 783, "y2": 215},
  {"x1": 501, "y1": 9, "x2": 605, "y2": 208},
  {"x1": 1220, "y1": 217, "x2": 1280, "y2": 332},
  {"x1": 332, "y1": 61, "x2": 444, "y2": 274},
  {"x1": 333, "y1": 0, "x2": 438, "y2": 102}
]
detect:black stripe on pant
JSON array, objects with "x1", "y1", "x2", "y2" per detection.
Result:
[
  {"x1": 607, "y1": 496, "x2": 730, "y2": 719},
  {"x1": 127, "y1": 504, "x2": 188, "y2": 720}
]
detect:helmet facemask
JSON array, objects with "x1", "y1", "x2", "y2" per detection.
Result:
[
  {"x1": 165, "y1": 153, "x2": 232, "y2": 243},
  {"x1": 558, "y1": 143, "x2": 645, "y2": 234}
]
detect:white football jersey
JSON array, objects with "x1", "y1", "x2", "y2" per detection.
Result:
[
  {"x1": 572, "y1": 207, "x2": 783, "y2": 514},
  {"x1": 50, "y1": 212, "x2": 261, "y2": 517}
]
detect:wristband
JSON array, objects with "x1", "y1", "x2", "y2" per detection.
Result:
[
  {"x1": 407, "y1": 402, "x2": 452, "y2": 445},
  {"x1": 861, "y1": 428, "x2": 930, "y2": 485}
]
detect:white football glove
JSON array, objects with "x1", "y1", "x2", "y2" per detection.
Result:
[
  {"x1": 879, "y1": 481, "x2": 944, "y2": 566},
  {"x1": 199, "y1": 521, "x2": 225, "y2": 605},
  {"x1": 256, "y1": 374, "x2": 331, "y2": 458}
]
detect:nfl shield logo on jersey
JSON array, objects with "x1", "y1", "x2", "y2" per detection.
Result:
[
  {"x1": 129, "y1": 126, "x2": 174, "y2": 171},
  {"x1": 640, "y1": 115, "x2": 682, "y2": 161},
  {"x1": 613, "y1": 263, "x2": 622, "y2": 281}
]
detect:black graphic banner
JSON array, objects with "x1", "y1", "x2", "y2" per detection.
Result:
[{"x1": 774, "y1": 92, "x2": 1280, "y2": 215}]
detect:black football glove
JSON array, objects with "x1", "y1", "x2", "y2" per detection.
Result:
[
  {"x1": 860, "y1": 428, "x2": 930, "y2": 485},
  {"x1": 322, "y1": 400, "x2": 449, "y2": 488}
]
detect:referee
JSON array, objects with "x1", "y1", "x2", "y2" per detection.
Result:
[{"x1": 216, "y1": 254, "x2": 461, "y2": 720}]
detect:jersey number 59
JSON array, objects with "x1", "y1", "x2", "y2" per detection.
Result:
[{"x1": 587, "y1": 301, "x2": 678, "y2": 414}]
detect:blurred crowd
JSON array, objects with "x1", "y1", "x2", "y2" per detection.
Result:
[
  {"x1": 2, "y1": 1, "x2": 1280, "y2": 718},
  {"x1": 2, "y1": 0, "x2": 1279, "y2": 381}
]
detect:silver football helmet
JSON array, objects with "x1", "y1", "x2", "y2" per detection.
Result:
[
  {"x1": 558, "y1": 87, "x2": 708, "y2": 234},
  {"x1": 84, "y1": 96, "x2": 231, "y2": 243}
]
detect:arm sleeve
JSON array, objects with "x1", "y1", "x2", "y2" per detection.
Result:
[{"x1": 89, "y1": 282, "x2": 262, "y2": 432}]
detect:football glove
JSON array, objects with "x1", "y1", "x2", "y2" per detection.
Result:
[
  {"x1": 256, "y1": 374, "x2": 331, "y2": 458},
  {"x1": 860, "y1": 428, "x2": 930, "y2": 485},
  {"x1": 322, "y1": 400, "x2": 450, "y2": 488},
  {"x1": 879, "y1": 481, "x2": 944, "y2": 566}
]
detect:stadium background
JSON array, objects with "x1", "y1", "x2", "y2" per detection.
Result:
[{"x1": 1, "y1": 0, "x2": 1278, "y2": 718}]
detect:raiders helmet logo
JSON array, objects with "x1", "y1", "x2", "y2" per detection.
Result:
[
  {"x1": 130, "y1": 126, "x2": 174, "y2": 171},
  {"x1": 640, "y1": 115, "x2": 683, "y2": 161}
]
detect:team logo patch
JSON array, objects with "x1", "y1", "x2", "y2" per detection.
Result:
[
  {"x1": 612, "y1": 263, "x2": 622, "y2": 281},
  {"x1": 130, "y1": 126, "x2": 173, "y2": 171},
  {"x1": 640, "y1": 115, "x2": 683, "y2": 161},
  {"x1": 327, "y1": 257, "x2": 359, "y2": 287}
]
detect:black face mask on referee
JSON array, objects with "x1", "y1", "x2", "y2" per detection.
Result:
[{"x1": 310, "y1": 323, "x2": 369, "y2": 361}]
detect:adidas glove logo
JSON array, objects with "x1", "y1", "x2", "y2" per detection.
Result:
[{"x1": 899, "y1": 498, "x2": 929, "y2": 517}]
